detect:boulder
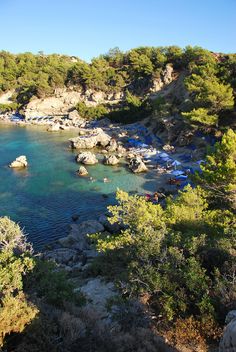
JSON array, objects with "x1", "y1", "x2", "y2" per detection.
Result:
[
  {"x1": 68, "y1": 109, "x2": 85, "y2": 126},
  {"x1": 79, "y1": 278, "x2": 116, "y2": 316},
  {"x1": 59, "y1": 221, "x2": 104, "y2": 251},
  {"x1": 103, "y1": 155, "x2": 119, "y2": 166},
  {"x1": 129, "y1": 156, "x2": 148, "y2": 173},
  {"x1": 9, "y1": 155, "x2": 28, "y2": 168},
  {"x1": 76, "y1": 152, "x2": 98, "y2": 165},
  {"x1": 70, "y1": 221, "x2": 104, "y2": 241},
  {"x1": 77, "y1": 166, "x2": 89, "y2": 176},
  {"x1": 117, "y1": 144, "x2": 126, "y2": 154},
  {"x1": 91, "y1": 91, "x2": 106, "y2": 103},
  {"x1": 176, "y1": 130, "x2": 194, "y2": 146},
  {"x1": 219, "y1": 310, "x2": 236, "y2": 352},
  {"x1": 106, "y1": 138, "x2": 117, "y2": 152},
  {"x1": 43, "y1": 248, "x2": 78, "y2": 265},
  {"x1": 98, "y1": 214, "x2": 121, "y2": 234},
  {"x1": 69, "y1": 128, "x2": 111, "y2": 149},
  {"x1": 47, "y1": 123, "x2": 61, "y2": 132}
]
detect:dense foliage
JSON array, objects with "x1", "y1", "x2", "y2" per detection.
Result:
[
  {"x1": 90, "y1": 129, "x2": 236, "y2": 347},
  {"x1": 0, "y1": 217, "x2": 83, "y2": 349},
  {"x1": 0, "y1": 47, "x2": 235, "y2": 125},
  {"x1": 0, "y1": 217, "x2": 37, "y2": 347}
]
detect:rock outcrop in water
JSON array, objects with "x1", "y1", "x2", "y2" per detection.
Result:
[
  {"x1": 9, "y1": 155, "x2": 28, "y2": 168},
  {"x1": 129, "y1": 156, "x2": 148, "y2": 173},
  {"x1": 70, "y1": 128, "x2": 111, "y2": 149},
  {"x1": 76, "y1": 151, "x2": 98, "y2": 165},
  {"x1": 77, "y1": 166, "x2": 89, "y2": 176},
  {"x1": 103, "y1": 155, "x2": 119, "y2": 165}
]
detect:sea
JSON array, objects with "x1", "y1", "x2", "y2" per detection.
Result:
[{"x1": 0, "y1": 123, "x2": 158, "y2": 249}]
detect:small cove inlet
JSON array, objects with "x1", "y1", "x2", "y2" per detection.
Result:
[{"x1": 0, "y1": 124, "x2": 159, "y2": 249}]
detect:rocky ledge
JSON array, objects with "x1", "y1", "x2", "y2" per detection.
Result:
[{"x1": 42, "y1": 217, "x2": 120, "y2": 318}]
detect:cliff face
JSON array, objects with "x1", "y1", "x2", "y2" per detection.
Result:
[
  {"x1": 23, "y1": 88, "x2": 125, "y2": 119},
  {"x1": 0, "y1": 64, "x2": 179, "y2": 119}
]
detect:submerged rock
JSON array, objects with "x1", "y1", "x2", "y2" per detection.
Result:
[
  {"x1": 76, "y1": 152, "x2": 98, "y2": 165},
  {"x1": 9, "y1": 155, "x2": 28, "y2": 168},
  {"x1": 129, "y1": 156, "x2": 148, "y2": 173},
  {"x1": 103, "y1": 155, "x2": 119, "y2": 165}
]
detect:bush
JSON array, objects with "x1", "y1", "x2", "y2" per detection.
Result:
[
  {"x1": 0, "y1": 217, "x2": 37, "y2": 348},
  {"x1": 76, "y1": 101, "x2": 108, "y2": 120},
  {"x1": 0, "y1": 102, "x2": 18, "y2": 113},
  {"x1": 26, "y1": 259, "x2": 86, "y2": 307}
]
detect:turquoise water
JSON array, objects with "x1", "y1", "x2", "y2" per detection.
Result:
[{"x1": 0, "y1": 124, "x2": 158, "y2": 249}]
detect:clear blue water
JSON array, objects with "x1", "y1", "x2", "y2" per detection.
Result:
[{"x1": 0, "y1": 124, "x2": 158, "y2": 249}]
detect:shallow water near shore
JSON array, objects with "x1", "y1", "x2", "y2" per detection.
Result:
[{"x1": 0, "y1": 123, "x2": 159, "y2": 249}]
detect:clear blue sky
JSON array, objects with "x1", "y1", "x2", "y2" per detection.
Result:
[{"x1": 0, "y1": 0, "x2": 235, "y2": 61}]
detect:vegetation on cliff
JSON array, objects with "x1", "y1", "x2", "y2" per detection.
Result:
[{"x1": 0, "y1": 46, "x2": 235, "y2": 127}]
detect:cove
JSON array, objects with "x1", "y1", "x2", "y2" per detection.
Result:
[{"x1": 0, "y1": 124, "x2": 158, "y2": 249}]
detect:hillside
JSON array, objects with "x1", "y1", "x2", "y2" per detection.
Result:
[{"x1": 0, "y1": 46, "x2": 235, "y2": 136}]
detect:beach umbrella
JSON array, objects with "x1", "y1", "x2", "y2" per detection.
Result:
[
  {"x1": 160, "y1": 152, "x2": 169, "y2": 158},
  {"x1": 171, "y1": 160, "x2": 181, "y2": 169},
  {"x1": 196, "y1": 160, "x2": 205, "y2": 165},
  {"x1": 176, "y1": 175, "x2": 188, "y2": 180},
  {"x1": 171, "y1": 170, "x2": 185, "y2": 176}
]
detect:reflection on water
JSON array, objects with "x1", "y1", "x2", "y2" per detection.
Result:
[{"x1": 0, "y1": 124, "x2": 158, "y2": 249}]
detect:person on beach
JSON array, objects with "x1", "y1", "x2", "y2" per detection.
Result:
[
  {"x1": 152, "y1": 192, "x2": 159, "y2": 204},
  {"x1": 145, "y1": 194, "x2": 151, "y2": 201}
]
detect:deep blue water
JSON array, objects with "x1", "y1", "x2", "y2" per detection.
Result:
[{"x1": 0, "y1": 124, "x2": 157, "y2": 249}]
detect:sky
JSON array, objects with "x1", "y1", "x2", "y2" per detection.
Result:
[{"x1": 0, "y1": 0, "x2": 235, "y2": 61}]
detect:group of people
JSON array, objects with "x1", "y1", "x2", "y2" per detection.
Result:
[{"x1": 145, "y1": 192, "x2": 163, "y2": 204}]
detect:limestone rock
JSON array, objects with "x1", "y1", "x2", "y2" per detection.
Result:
[
  {"x1": 106, "y1": 138, "x2": 117, "y2": 152},
  {"x1": 150, "y1": 77, "x2": 164, "y2": 93},
  {"x1": 9, "y1": 155, "x2": 28, "y2": 168},
  {"x1": 79, "y1": 278, "x2": 116, "y2": 316},
  {"x1": 219, "y1": 311, "x2": 236, "y2": 352},
  {"x1": 129, "y1": 156, "x2": 148, "y2": 173},
  {"x1": 162, "y1": 64, "x2": 173, "y2": 85},
  {"x1": 91, "y1": 91, "x2": 106, "y2": 103},
  {"x1": 103, "y1": 155, "x2": 119, "y2": 166},
  {"x1": 69, "y1": 128, "x2": 111, "y2": 149},
  {"x1": 98, "y1": 214, "x2": 121, "y2": 234},
  {"x1": 78, "y1": 152, "x2": 98, "y2": 165},
  {"x1": 76, "y1": 152, "x2": 98, "y2": 165},
  {"x1": 117, "y1": 144, "x2": 126, "y2": 154},
  {"x1": 68, "y1": 109, "x2": 85, "y2": 126},
  {"x1": 77, "y1": 166, "x2": 88, "y2": 176},
  {"x1": 70, "y1": 221, "x2": 104, "y2": 241},
  {"x1": 59, "y1": 221, "x2": 104, "y2": 251},
  {"x1": 47, "y1": 123, "x2": 61, "y2": 132},
  {"x1": 43, "y1": 248, "x2": 78, "y2": 265},
  {"x1": 177, "y1": 130, "x2": 194, "y2": 146},
  {"x1": 24, "y1": 90, "x2": 82, "y2": 119}
]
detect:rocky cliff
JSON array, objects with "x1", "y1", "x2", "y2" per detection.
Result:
[{"x1": 0, "y1": 64, "x2": 177, "y2": 120}]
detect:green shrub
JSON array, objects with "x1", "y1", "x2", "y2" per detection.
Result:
[
  {"x1": 76, "y1": 101, "x2": 108, "y2": 120},
  {"x1": 0, "y1": 102, "x2": 18, "y2": 113}
]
